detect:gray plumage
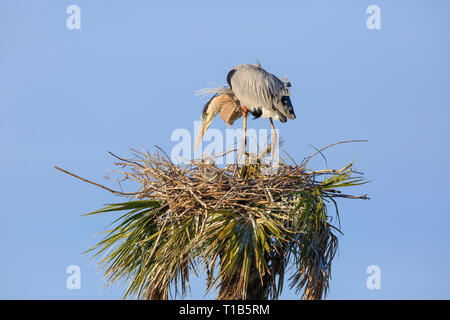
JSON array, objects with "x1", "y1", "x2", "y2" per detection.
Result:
[
  {"x1": 194, "y1": 63, "x2": 296, "y2": 155},
  {"x1": 227, "y1": 64, "x2": 296, "y2": 123}
]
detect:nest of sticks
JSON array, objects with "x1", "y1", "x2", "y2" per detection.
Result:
[{"x1": 56, "y1": 140, "x2": 368, "y2": 221}]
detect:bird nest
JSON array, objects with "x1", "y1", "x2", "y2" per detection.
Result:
[
  {"x1": 56, "y1": 140, "x2": 368, "y2": 222},
  {"x1": 120, "y1": 152, "x2": 310, "y2": 218}
]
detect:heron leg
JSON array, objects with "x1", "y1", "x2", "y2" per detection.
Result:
[
  {"x1": 238, "y1": 106, "x2": 249, "y2": 163},
  {"x1": 269, "y1": 118, "x2": 277, "y2": 165}
]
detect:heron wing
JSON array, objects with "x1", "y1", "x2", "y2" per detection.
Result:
[
  {"x1": 228, "y1": 64, "x2": 284, "y2": 108},
  {"x1": 228, "y1": 64, "x2": 294, "y2": 120}
]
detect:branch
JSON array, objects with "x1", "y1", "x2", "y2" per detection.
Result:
[{"x1": 54, "y1": 166, "x2": 136, "y2": 196}]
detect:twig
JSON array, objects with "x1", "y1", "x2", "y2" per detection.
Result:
[
  {"x1": 329, "y1": 193, "x2": 370, "y2": 200},
  {"x1": 54, "y1": 166, "x2": 136, "y2": 196},
  {"x1": 108, "y1": 151, "x2": 144, "y2": 168},
  {"x1": 301, "y1": 140, "x2": 368, "y2": 168}
]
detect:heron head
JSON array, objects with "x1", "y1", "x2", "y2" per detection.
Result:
[{"x1": 280, "y1": 95, "x2": 296, "y2": 120}]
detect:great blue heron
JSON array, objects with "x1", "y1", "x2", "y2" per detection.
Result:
[{"x1": 194, "y1": 63, "x2": 296, "y2": 158}]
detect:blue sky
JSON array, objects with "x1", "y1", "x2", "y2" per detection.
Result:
[{"x1": 1, "y1": 0, "x2": 449, "y2": 299}]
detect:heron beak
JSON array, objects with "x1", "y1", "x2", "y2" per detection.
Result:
[{"x1": 193, "y1": 117, "x2": 213, "y2": 152}]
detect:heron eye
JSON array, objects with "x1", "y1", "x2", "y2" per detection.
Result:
[{"x1": 281, "y1": 96, "x2": 291, "y2": 106}]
